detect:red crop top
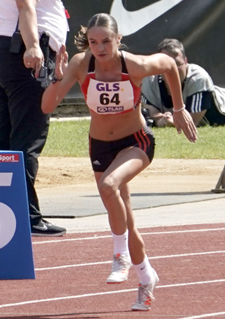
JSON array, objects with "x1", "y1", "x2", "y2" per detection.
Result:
[{"x1": 80, "y1": 51, "x2": 141, "y2": 115}]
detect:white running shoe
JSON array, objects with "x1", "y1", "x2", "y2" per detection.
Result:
[
  {"x1": 131, "y1": 268, "x2": 159, "y2": 311},
  {"x1": 106, "y1": 253, "x2": 132, "y2": 284}
]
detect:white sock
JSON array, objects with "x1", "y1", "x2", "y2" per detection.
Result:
[
  {"x1": 112, "y1": 230, "x2": 129, "y2": 256},
  {"x1": 133, "y1": 255, "x2": 154, "y2": 285}
]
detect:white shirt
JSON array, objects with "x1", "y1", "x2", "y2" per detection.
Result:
[{"x1": 0, "y1": 0, "x2": 68, "y2": 52}]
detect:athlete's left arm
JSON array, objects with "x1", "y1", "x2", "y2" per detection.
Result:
[
  {"x1": 128, "y1": 53, "x2": 183, "y2": 111},
  {"x1": 127, "y1": 53, "x2": 198, "y2": 142}
]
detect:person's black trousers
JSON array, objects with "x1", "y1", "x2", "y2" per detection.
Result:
[{"x1": 0, "y1": 36, "x2": 51, "y2": 226}]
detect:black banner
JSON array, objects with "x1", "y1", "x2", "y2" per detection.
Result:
[{"x1": 63, "y1": 0, "x2": 225, "y2": 98}]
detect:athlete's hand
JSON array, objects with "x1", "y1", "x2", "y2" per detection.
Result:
[
  {"x1": 54, "y1": 45, "x2": 68, "y2": 80},
  {"x1": 173, "y1": 109, "x2": 198, "y2": 143}
]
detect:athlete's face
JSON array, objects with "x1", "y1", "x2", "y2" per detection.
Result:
[
  {"x1": 88, "y1": 26, "x2": 120, "y2": 61},
  {"x1": 161, "y1": 49, "x2": 188, "y2": 83}
]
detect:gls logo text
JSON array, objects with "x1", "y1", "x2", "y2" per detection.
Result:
[{"x1": 0, "y1": 173, "x2": 16, "y2": 249}]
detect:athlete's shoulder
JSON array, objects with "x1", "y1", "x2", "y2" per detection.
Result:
[
  {"x1": 65, "y1": 51, "x2": 91, "y2": 84},
  {"x1": 70, "y1": 51, "x2": 91, "y2": 65},
  {"x1": 122, "y1": 50, "x2": 145, "y2": 65},
  {"x1": 69, "y1": 51, "x2": 92, "y2": 74},
  {"x1": 121, "y1": 50, "x2": 148, "y2": 80}
]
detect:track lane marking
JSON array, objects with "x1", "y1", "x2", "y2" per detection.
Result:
[
  {"x1": 33, "y1": 227, "x2": 225, "y2": 245},
  {"x1": 0, "y1": 279, "x2": 224, "y2": 309},
  {"x1": 179, "y1": 311, "x2": 225, "y2": 318},
  {"x1": 35, "y1": 250, "x2": 225, "y2": 271}
]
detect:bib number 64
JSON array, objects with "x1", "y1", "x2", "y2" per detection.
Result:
[{"x1": 100, "y1": 93, "x2": 120, "y2": 105}]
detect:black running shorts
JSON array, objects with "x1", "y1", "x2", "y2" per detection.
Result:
[{"x1": 89, "y1": 126, "x2": 155, "y2": 172}]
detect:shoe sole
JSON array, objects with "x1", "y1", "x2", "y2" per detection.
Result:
[
  {"x1": 106, "y1": 262, "x2": 131, "y2": 284},
  {"x1": 132, "y1": 307, "x2": 150, "y2": 311},
  {"x1": 106, "y1": 274, "x2": 129, "y2": 284},
  {"x1": 31, "y1": 230, "x2": 66, "y2": 237},
  {"x1": 107, "y1": 279, "x2": 127, "y2": 284}
]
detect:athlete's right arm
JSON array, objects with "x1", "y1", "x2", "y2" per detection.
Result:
[{"x1": 41, "y1": 53, "x2": 83, "y2": 114}]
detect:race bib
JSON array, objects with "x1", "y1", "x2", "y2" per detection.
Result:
[{"x1": 86, "y1": 78, "x2": 134, "y2": 114}]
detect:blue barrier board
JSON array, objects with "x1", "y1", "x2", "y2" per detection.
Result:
[{"x1": 0, "y1": 151, "x2": 35, "y2": 279}]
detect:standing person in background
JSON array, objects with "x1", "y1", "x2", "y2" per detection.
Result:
[
  {"x1": 142, "y1": 38, "x2": 225, "y2": 127},
  {"x1": 41, "y1": 13, "x2": 197, "y2": 311},
  {"x1": 0, "y1": 0, "x2": 69, "y2": 236}
]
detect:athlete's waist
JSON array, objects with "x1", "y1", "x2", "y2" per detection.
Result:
[
  {"x1": 89, "y1": 111, "x2": 146, "y2": 141},
  {"x1": 89, "y1": 124, "x2": 151, "y2": 143}
]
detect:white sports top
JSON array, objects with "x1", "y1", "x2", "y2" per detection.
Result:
[{"x1": 0, "y1": 0, "x2": 68, "y2": 52}]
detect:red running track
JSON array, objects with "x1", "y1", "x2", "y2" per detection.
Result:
[{"x1": 0, "y1": 223, "x2": 225, "y2": 319}]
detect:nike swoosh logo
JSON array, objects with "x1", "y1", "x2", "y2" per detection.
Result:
[
  {"x1": 110, "y1": 0, "x2": 183, "y2": 36},
  {"x1": 33, "y1": 224, "x2": 48, "y2": 231}
]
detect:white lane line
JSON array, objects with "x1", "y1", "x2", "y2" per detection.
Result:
[
  {"x1": 35, "y1": 260, "x2": 111, "y2": 271},
  {"x1": 0, "y1": 288, "x2": 136, "y2": 309},
  {"x1": 33, "y1": 227, "x2": 225, "y2": 245},
  {"x1": 150, "y1": 250, "x2": 225, "y2": 260},
  {"x1": 141, "y1": 227, "x2": 225, "y2": 235},
  {"x1": 35, "y1": 250, "x2": 225, "y2": 271},
  {"x1": 179, "y1": 311, "x2": 225, "y2": 318},
  {"x1": 158, "y1": 278, "x2": 225, "y2": 288},
  {"x1": 0, "y1": 279, "x2": 224, "y2": 309},
  {"x1": 33, "y1": 235, "x2": 110, "y2": 244}
]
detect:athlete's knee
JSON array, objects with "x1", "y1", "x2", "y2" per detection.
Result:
[{"x1": 98, "y1": 175, "x2": 119, "y2": 199}]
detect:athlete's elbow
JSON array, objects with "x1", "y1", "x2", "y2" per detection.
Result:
[
  {"x1": 41, "y1": 100, "x2": 54, "y2": 114},
  {"x1": 41, "y1": 106, "x2": 50, "y2": 114},
  {"x1": 41, "y1": 107, "x2": 50, "y2": 114},
  {"x1": 164, "y1": 56, "x2": 177, "y2": 72}
]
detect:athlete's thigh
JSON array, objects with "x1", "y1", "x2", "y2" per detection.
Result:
[
  {"x1": 101, "y1": 146, "x2": 150, "y2": 188},
  {"x1": 94, "y1": 171, "x2": 104, "y2": 190}
]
